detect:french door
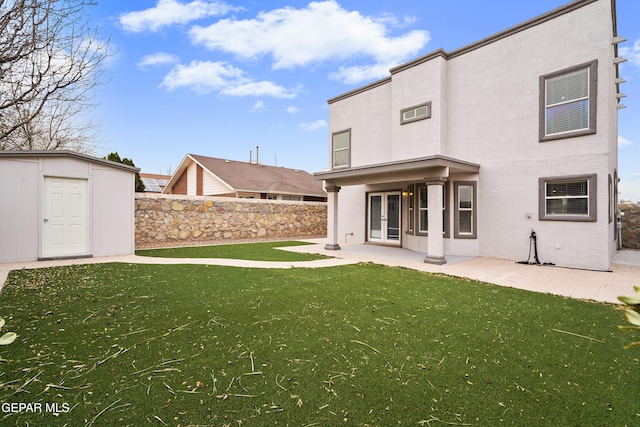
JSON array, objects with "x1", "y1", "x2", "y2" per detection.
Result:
[{"x1": 368, "y1": 192, "x2": 401, "y2": 245}]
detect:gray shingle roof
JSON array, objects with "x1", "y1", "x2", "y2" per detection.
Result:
[{"x1": 189, "y1": 154, "x2": 325, "y2": 197}]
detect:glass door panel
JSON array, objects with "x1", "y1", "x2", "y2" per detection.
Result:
[
  {"x1": 386, "y1": 194, "x2": 400, "y2": 241},
  {"x1": 369, "y1": 195, "x2": 382, "y2": 239}
]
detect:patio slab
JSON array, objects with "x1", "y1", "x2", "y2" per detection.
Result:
[{"x1": 286, "y1": 241, "x2": 640, "y2": 304}]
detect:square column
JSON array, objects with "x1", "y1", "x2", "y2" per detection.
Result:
[
  {"x1": 424, "y1": 178, "x2": 447, "y2": 265},
  {"x1": 324, "y1": 185, "x2": 341, "y2": 250}
]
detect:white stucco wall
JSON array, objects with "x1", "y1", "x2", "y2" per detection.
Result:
[
  {"x1": 330, "y1": 83, "x2": 392, "y2": 169},
  {"x1": 0, "y1": 154, "x2": 137, "y2": 263},
  {"x1": 334, "y1": 185, "x2": 366, "y2": 246},
  {"x1": 391, "y1": 56, "x2": 447, "y2": 161},
  {"x1": 326, "y1": 0, "x2": 618, "y2": 270}
]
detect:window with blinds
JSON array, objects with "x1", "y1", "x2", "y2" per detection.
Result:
[
  {"x1": 539, "y1": 174, "x2": 597, "y2": 222},
  {"x1": 540, "y1": 60, "x2": 597, "y2": 141},
  {"x1": 546, "y1": 68, "x2": 589, "y2": 135},
  {"x1": 545, "y1": 179, "x2": 589, "y2": 216}
]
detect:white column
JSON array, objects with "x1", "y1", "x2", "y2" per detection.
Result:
[
  {"x1": 324, "y1": 185, "x2": 341, "y2": 250},
  {"x1": 424, "y1": 178, "x2": 446, "y2": 265}
]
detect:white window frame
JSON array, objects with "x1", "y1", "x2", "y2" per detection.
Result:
[{"x1": 539, "y1": 60, "x2": 597, "y2": 141}]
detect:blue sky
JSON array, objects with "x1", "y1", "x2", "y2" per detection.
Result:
[{"x1": 89, "y1": 1, "x2": 640, "y2": 200}]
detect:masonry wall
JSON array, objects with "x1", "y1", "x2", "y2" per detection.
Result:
[
  {"x1": 620, "y1": 203, "x2": 640, "y2": 249},
  {"x1": 135, "y1": 193, "x2": 327, "y2": 249}
]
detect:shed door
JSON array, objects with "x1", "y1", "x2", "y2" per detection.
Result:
[{"x1": 43, "y1": 177, "x2": 89, "y2": 258}]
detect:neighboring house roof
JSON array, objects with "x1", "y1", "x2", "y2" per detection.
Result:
[
  {"x1": 139, "y1": 173, "x2": 171, "y2": 193},
  {"x1": 164, "y1": 153, "x2": 326, "y2": 197},
  {"x1": 0, "y1": 150, "x2": 140, "y2": 173}
]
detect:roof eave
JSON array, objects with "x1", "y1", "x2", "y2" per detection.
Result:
[{"x1": 0, "y1": 150, "x2": 140, "y2": 173}]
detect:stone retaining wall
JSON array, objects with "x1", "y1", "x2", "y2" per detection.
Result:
[
  {"x1": 135, "y1": 193, "x2": 327, "y2": 249},
  {"x1": 620, "y1": 203, "x2": 640, "y2": 249}
]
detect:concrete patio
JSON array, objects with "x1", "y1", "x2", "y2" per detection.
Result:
[{"x1": 285, "y1": 240, "x2": 640, "y2": 304}]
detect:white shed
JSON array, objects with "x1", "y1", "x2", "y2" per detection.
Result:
[{"x1": 0, "y1": 150, "x2": 139, "y2": 263}]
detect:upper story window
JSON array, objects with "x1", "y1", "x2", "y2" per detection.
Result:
[
  {"x1": 332, "y1": 129, "x2": 350, "y2": 169},
  {"x1": 540, "y1": 60, "x2": 597, "y2": 141},
  {"x1": 539, "y1": 174, "x2": 597, "y2": 222},
  {"x1": 401, "y1": 102, "x2": 431, "y2": 125}
]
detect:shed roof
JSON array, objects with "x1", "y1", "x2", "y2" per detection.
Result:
[{"x1": 0, "y1": 150, "x2": 140, "y2": 173}]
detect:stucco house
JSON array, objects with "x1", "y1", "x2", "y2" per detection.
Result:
[
  {"x1": 315, "y1": 0, "x2": 624, "y2": 271},
  {"x1": 163, "y1": 153, "x2": 327, "y2": 202},
  {"x1": 0, "y1": 150, "x2": 139, "y2": 263}
]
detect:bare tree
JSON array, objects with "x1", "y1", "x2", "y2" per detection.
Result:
[{"x1": 0, "y1": 0, "x2": 109, "y2": 152}]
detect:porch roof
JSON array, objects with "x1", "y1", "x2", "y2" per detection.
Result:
[{"x1": 314, "y1": 155, "x2": 480, "y2": 186}]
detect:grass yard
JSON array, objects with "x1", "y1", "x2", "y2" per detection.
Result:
[
  {"x1": 0, "y1": 262, "x2": 638, "y2": 426},
  {"x1": 136, "y1": 240, "x2": 329, "y2": 262}
]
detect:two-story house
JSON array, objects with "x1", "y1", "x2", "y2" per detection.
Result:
[{"x1": 315, "y1": 0, "x2": 624, "y2": 271}]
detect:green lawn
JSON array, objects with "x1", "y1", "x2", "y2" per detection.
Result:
[
  {"x1": 136, "y1": 240, "x2": 330, "y2": 262},
  {"x1": 0, "y1": 262, "x2": 638, "y2": 426}
]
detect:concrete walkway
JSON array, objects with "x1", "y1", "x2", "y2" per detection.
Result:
[
  {"x1": 1, "y1": 240, "x2": 639, "y2": 304},
  {"x1": 0, "y1": 252, "x2": 359, "y2": 293}
]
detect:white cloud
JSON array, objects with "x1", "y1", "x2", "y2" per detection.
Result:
[
  {"x1": 160, "y1": 60, "x2": 299, "y2": 98},
  {"x1": 286, "y1": 106, "x2": 299, "y2": 114},
  {"x1": 189, "y1": 0, "x2": 429, "y2": 83},
  {"x1": 300, "y1": 119, "x2": 327, "y2": 131},
  {"x1": 161, "y1": 60, "x2": 242, "y2": 93},
  {"x1": 620, "y1": 38, "x2": 640, "y2": 69},
  {"x1": 120, "y1": 0, "x2": 241, "y2": 33},
  {"x1": 329, "y1": 62, "x2": 396, "y2": 85},
  {"x1": 619, "y1": 135, "x2": 633, "y2": 148},
  {"x1": 221, "y1": 81, "x2": 300, "y2": 99},
  {"x1": 137, "y1": 52, "x2": 180, "y2": 69},
  {"x1": 374, "y1": 12, "x2": 417, "y2": 28},
  {"x1": 250, "y1": 100, "x2": 265, "y2": 113}
]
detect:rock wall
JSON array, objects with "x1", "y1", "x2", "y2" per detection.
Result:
[
  {"x1": 620, "y1": 203, "x2": 640, "y2": 250},
  {"x1": 135, "y1": 194, "x2": 327, "y2": 249}
]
